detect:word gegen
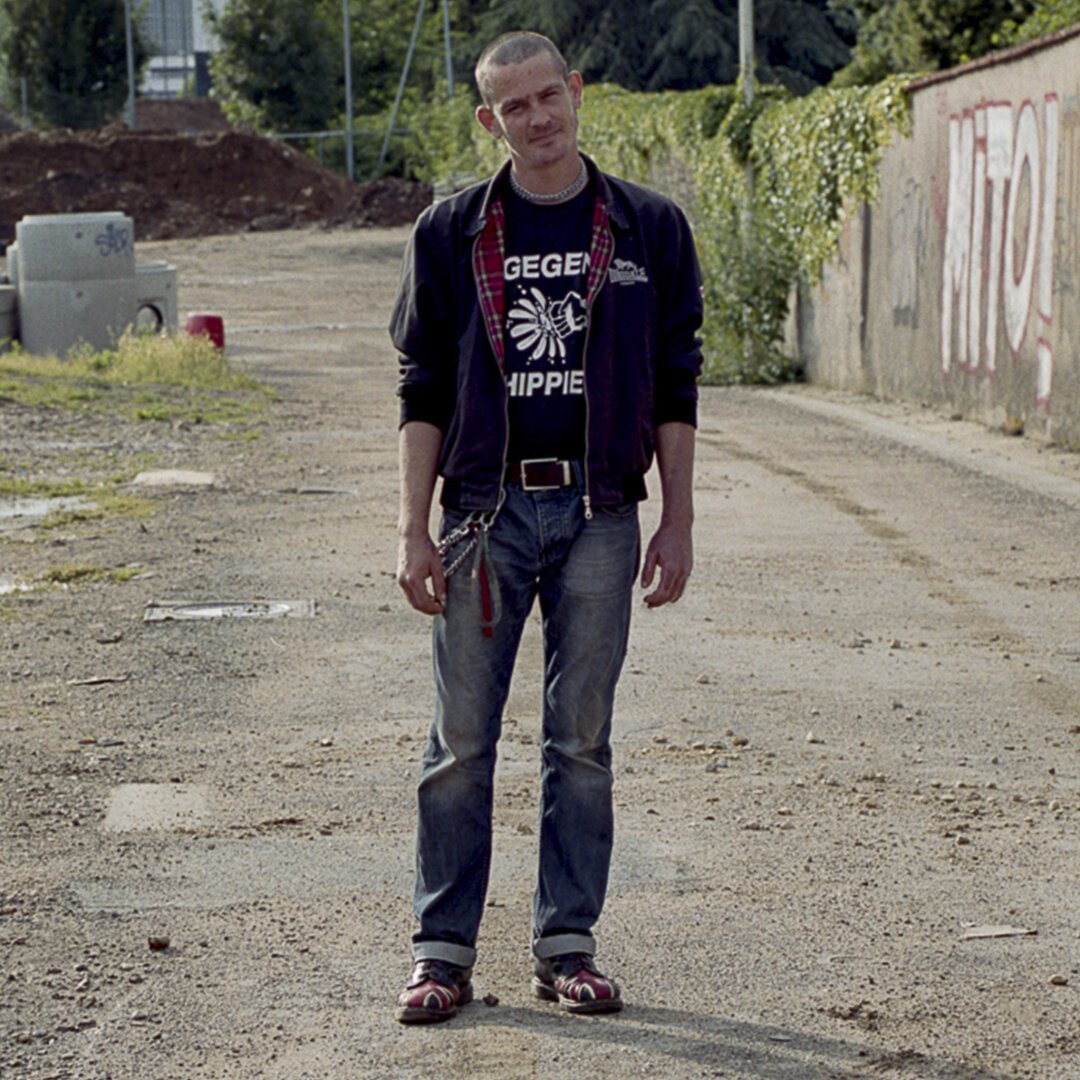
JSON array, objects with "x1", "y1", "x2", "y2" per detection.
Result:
[{"x1": 504, "y1": 252, "x2": 591, "y2": 281}]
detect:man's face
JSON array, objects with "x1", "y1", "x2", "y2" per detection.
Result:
[{"x1": 476, "y1": 53, "x2": 583, "y2": 177}]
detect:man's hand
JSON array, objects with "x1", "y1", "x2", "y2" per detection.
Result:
[
  {"x1": 641, "y1": 519, "x2": 692, "y2": 607},
  {"x1": 397, "y1": 531, "x2": 447, "y2": 615},
  {"x1": 397, "y1": 421, "x2": 445, "y2": 615},
  {"x1": 643, "y1": 421, "x2": 696, "y2": 608}
]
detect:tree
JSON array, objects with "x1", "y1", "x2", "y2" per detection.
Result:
[
  {"x1": 999, "y1": 0, "x2": 1080, "y2": 45},
  {"x1": 831, "y1": 0, "x2": 1039, "y2": 85},
  {"x1": 208, "y1": 0, "x2": 463, "y2": 135},
  {"x1": 0, "y1": 0, "x2": 148, "y2": 129},
  {"x1": 208, "y1": 0, "x2": 343, "y2": 133},
  {"x1": 462, "y1": 0, "x2": 853, "y2": 94}
]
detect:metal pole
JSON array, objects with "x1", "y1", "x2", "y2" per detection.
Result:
[
  {"x1": 442, "y1": 0, "x2": 453, "y2": 98},
  {"x1": 739, "y1": 0, "x2": 754, "y2": 108},
  {"x1": 343, "y1": 0, "x2": 355, "y2": 181},
  {"x1": 738, "y1": 0, "x2": 754, "y2": 368},
  {"x1": 161, "y1": 0, "x2": 170, "y2": 98},
  {"x1": 379, "y1": 0, "x2": 426, "y2": 173},
  {"x1": 123, "y1": 0, "x2": 137, "y2": 128}
]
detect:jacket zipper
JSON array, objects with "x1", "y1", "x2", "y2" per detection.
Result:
[{"x1": 581, "y1": 213, "x2": 615, "y2": 521}]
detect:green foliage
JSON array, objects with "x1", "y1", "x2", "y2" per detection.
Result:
[
  {"x1": 209, "y1": 0, "x2": 467, "y2": 141},
  {"x1": 750, "y1": 77, "x2": 909, "y2": 277},
  {"x1": 832, "y1": 0, "x2": 1039, "y2": 85},
  {"x1": 467, "y1": 0, "x2": 853, "y2": 93},
  {"x1": 405, "y1": 75, "x2": 909, "y2": 384},
  {"x1": 999, "y1": 0, "x2": 1080, "y2": 44},
  {"x1": 0, "y1": 0, "x2": 148, "y2": 129},
  {"x1": 207, "y1": 0, "x2": 343, "y2": 133}
]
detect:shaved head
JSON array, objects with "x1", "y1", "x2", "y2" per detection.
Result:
[{"x1": 474, "y1": 32, "x2": 570, "y2": 107}]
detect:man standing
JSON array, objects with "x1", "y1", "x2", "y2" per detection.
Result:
[{"x1": 390, "y1": 31, "x2": 703, "y2": 1023}]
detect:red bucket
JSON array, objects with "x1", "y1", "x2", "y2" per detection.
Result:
[{"x1": 185, "y1": 311, "x2": 225, "y2": 349}]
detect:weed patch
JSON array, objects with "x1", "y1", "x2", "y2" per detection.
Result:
[
  {"x1": 0, "y1": 331, "x2": 270, "y2": 424},
  {"x1": 36, "y1": 563, "x2": 143, "y2": 588}
]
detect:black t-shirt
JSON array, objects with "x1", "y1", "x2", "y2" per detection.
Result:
[{"x1": 503, "y1": 185, "x2": 594, "y2": 462}]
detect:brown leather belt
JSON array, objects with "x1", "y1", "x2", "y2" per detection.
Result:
[{"x1": 505, "y1": 458, "x2": 576, "y2": 490}]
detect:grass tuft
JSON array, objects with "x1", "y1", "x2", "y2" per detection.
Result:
[{"x1": 0, "y1": 331, "x2": 270, "y2": 421}]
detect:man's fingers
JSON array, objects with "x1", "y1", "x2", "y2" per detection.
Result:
[
  {"x1": 431, "y1": 561, "x2": 447, "y2": 608},
  {"x1": 400, "y1": 571, "x2": 443, "y2": 614},
  {"x1": 640, "y1": 547, "x2": 659, "y2": 589},
  {"x1": 642, "y1": 557, "x2": 688, "y2": 608},
  {"x1": 397, "y1": 544, "x2": 447, "y2": 616}
]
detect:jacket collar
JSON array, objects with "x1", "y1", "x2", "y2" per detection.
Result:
[{"x1": 465, "y1": 152, "x2": 629, "y2": 236}]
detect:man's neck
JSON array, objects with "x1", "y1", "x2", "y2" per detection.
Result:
[{"x1": 511, "y1": 154, "x2": 583, "y2": 197}]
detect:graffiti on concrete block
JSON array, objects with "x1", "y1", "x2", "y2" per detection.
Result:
[{"x1": 941, "y1": 95, "x2": 1059, "y2": 407}]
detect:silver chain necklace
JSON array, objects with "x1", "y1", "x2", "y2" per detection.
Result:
[{"x1": 509, "y1": 157, "x2": 588, "y2": 205}]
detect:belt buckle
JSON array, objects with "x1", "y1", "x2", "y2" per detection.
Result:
[{"x1": 519, "y1": 457, "x2": 569, "y2": 491}]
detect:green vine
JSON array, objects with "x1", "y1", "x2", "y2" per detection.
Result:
[{"x1": 403, "y1": 76, "x2": 911, "y2": 384}]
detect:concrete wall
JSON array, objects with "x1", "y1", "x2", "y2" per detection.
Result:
[{"x1": 790, "y1": 27, "x2": 1080, "y2": 447}]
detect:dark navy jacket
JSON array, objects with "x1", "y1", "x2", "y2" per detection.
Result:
[{"x1": 390, "y1": 154, "x2": 704, "y2": 511}]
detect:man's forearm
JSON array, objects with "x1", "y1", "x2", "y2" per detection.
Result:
[
  {"x1": 655, "y1": 421, "x2": 695, "y2": 526},
  {"x1": 398, "y1": 421, "x2": 444, "y2": 537}
]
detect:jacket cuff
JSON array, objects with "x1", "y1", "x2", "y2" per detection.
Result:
[
  {"x1": 654, "y1": 397, "x2": 698, "y2": 428},
  {"x1": 398, "y1": 394, "x2": 450, "y2": 431}
]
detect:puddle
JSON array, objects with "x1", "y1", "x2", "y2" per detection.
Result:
[
  {"x1": 132, "y1": 469, "x2": 216, "y2": 488},
  {"x1": 0, "y1": 495, "x2": 92, "y2": 529},
  {"x1": 103, "y1": 783, "x2": 211, "y2": 832},
  {"x1": 144, "y1": 600, "x2": 316, "y2": 621}
]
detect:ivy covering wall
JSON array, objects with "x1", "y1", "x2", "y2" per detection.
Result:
[{"x1": 403, "y1": 77, "x2": 910, "y2": 383}]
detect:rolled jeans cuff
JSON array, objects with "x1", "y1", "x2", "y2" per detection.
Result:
[
  {"x1": 532, "y1": 933, "x2": 595, "y2": 960},
  {"x1": 412, "y1": 939, "x2": 477, "y2": 969}
]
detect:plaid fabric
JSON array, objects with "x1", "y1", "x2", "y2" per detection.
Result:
[
  {"x1": 585, "y1": 196, "x2": 614, "y2": 306},
  {"x1": 472, "y1": 197, "x2": 507, "y2": 372}
]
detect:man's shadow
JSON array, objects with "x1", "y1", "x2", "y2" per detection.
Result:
[{"x1": 462, "y1": 1001, "x2": 1016, "y2": 1080}]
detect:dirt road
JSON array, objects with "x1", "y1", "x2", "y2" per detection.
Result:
[{"x1": 2, "y1": 228, "x2": 1078, "y2": 1079}]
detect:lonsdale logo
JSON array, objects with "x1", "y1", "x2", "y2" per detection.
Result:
[{"x1": 608, "y1": 258, "x2": 648, "y2": 285}]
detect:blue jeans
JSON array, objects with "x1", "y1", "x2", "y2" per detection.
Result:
[{"x1": 411, "y1": 476, "x2": 640, "y2": 969}]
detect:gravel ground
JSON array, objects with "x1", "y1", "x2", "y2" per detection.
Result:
[{"x1": 1, "y1": 227, "x2": 1078, "y2": 1080}]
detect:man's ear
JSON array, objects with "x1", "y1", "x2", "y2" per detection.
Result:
[
  {"x1": 568, "y1": 71, "x2": 583, "y2": 109},
  {"x1": 476, "y1": 105, "x2": 501, "y2": 139}
]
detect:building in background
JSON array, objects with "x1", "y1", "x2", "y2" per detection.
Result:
[{"x1": 141, "y1": 0, "x2": 225, "y2": 98}]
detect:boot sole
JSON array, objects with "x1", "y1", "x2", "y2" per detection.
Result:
[{"x1": 532, "y1": 977, "x2": 623, "y2": 1014}]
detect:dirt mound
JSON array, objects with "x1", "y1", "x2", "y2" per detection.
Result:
[
  {"x1": 0, "y1": 123, "x2": 432, "y2": 246},
  {"x1": 134, "y1": 98, "x2": 233, "y2": 133}
]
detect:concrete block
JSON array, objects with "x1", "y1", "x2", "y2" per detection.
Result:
[
  {"x1": 136, "y1": 261, "x2": 178, "y2": 333},
  {"x1": 17, "y1": 278, "x2": 137, "y2": 356},
  {"x1": 15, "y1": 213, "x2": 135, "y2": 284}
]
